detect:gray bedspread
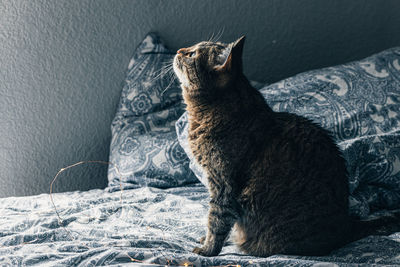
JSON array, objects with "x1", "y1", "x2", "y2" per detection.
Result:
[{"x1": 1, "y1": 184, "x2": 399, "y2": 266}]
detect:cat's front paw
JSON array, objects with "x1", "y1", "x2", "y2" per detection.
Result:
[
  {"x1": 199, "y1": 236, "x2": 205, "y2": 244},
  {"x1": 192, "y1": 246, "x2": 218, "y2": 257},
  {"x1": 193, "y1": 246, "x2": 207, "y2": 256}
]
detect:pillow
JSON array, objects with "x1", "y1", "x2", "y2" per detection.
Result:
[
  {"x1": 176, "y1": 47, "x2": 400, "y2": 218},
  {"x1": 107, "y1": 33, "x2": 198, "y2": 191}
]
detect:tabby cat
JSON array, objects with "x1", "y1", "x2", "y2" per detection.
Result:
[{"x1": 173, "y1": 36, "x2": 400, "y2": 257}]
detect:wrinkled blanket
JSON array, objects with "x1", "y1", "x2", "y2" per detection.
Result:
[{"x1": 1, "y1": 184, "x2": 400, "y2": 266}]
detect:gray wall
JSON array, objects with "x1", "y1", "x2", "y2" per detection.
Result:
[{"x1": 1, "y1": 0, "x2": 399, "y2": 197}]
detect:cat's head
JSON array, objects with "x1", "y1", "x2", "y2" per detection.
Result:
[{"x1": 173, "y1": 36, "x2": 246, "y2": 99}]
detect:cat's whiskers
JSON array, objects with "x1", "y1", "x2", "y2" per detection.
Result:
[
  {"x1": 146, "y1": 60, "x2": 177, "y2": 95},
  {"x1": 214, "y1": 28, "x2": 225, "y2": 42},
  {"x1": 148, "y1": 61, "x2": 174, "y2": 84},
  {"x1": 208, "y1": 28, "x2": 225, "y2": 43},
  {"x1": 161, "y1": 71, "x2": 178, "y2": 95},
  {"x1": 153, "y1": 61, "x2": 174, "y2": 77},
  {"x1": 207, "y1": 31, "x2": 216, "y2": 43}
]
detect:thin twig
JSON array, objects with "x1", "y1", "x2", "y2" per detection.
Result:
[{"x1": 49, "y1": 160, "x2": 123, "y2": 236}]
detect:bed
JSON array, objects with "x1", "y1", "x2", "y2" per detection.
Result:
[
  {"x1": 0, "y1": 185, "x2": 399, "y2": 266},
  {"x1": 1, "y1": 33, "x2": 399, "y2": 266}
]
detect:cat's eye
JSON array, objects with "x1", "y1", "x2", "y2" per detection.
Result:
[{"x1": 188, "y1": 51, "x2": 196, "y2": 58}]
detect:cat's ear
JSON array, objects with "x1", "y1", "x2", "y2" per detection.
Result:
[{"x1": 216, "y1": 36, "x2": 245, "y2": 73}]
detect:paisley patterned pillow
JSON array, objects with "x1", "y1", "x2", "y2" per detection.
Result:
[
  {"x1": 176, "y1": 47, "x2": 400, "y2": 218},
  {"x1": 107, "y1": 33, "x2": 197, "y2": 191}
]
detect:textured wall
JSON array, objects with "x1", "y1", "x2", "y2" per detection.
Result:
[{"x1": 1, "y1": 0, "x2": 400, "y2": 197}]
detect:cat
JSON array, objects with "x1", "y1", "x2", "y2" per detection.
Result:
[{"x1": 173, "y1": 36, "x2": 400, "y2": 257}]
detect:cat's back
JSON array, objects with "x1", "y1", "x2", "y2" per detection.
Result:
[
  {"x1": 237, "y1": 111, "x2": 350, "y2": 256},
  {"x1": 266, "y1": 111, "x2": 343, "y2": 164},
  {"x1": 242, "y1": 109, "x2": 349, "y2": 220},
  {"x1": 255, "y1": 110, "x2": 348, "y2": 193}
]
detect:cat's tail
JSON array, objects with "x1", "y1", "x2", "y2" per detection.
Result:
[{"x1": 350, "y1": 211, "x2": 400, "y2": 242}]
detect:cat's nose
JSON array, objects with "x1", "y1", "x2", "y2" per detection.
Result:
[{"x1": 177, "y1": 48, "x2": 186, "y2": 55}]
